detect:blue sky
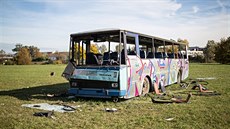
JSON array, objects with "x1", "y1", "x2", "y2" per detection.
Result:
[{"x1": 0, "y1": 0, "x2": 229, "y2": 53}]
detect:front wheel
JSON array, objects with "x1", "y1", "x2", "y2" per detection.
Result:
[{"x1": 142, "y1": 77, "x2": 150, "y2": 95}]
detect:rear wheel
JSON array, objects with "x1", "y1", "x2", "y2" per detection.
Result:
[{"x1": 142, "y1": 77, "x2": 150, "y2": 95}]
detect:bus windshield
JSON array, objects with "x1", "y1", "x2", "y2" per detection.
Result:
[{"x1": 70, "y1": 31, "x2": 124, "y2": 66}]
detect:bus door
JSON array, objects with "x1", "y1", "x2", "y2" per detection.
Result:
[{"x1": 125, "y1": 32, "x2": 143, "y2": 98}]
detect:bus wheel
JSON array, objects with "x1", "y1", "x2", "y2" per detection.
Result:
[
  {"x1": 142, "y1": 77, "x2": 150, "y2": 96},
  {"x1": 177, "y1": 71, "x2": 181, "y2": 84}
]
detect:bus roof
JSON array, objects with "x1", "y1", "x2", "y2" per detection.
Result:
[{"x1": 70, "y1": 28, "x2": 187, "y2": 45}]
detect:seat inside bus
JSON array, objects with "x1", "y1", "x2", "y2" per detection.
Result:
[
  {"x1": 86, "y1": 52, "x2": 100, "y2": 65},
  {"x1": 155, "y1": 52, "x2": 163, "y2": 58},
  {"x1": 103, "y1": 52, "x2": 118, "y2": 65},
  {"x1": 103, "y1": 52, "x2": 110, "y2": 65},
  {"x1": 140, "y1": 50, "x2": 146, "y2": 58},
  {"x1": 162, "y1": 53, "x2": 168, "y2": 58},
  {"x1": 167, "y1": 53, "x2": 175, "y2": 58},
  {"x1": 147, "y1": 52, "x2": 154, "y2": 58}
]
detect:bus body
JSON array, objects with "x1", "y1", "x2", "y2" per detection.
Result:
[{"x1": 62, "y1": 29, "x2": 189, "y2": 100}]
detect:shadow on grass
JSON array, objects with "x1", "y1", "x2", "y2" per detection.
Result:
[
  {"x1": 0, "y1": 83, "x2": 121, "y2": 102},
  {"x1": 0, "y1": 83, "x2": 70, "y2": 101}
]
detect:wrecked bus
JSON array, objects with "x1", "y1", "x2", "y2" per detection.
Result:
[{"x1": 62, "y1": 29, "x2": 189, "y2": 101}]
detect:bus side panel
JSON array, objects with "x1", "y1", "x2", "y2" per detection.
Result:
[
  {"x1": 141, "y1": 59, "x2": 155, "y2": 84},
  {"x1": 124, "y1": 57, "x2": 158, "y2": 98},
  {"x1": 167, "y1": 59, "x2": 178, "y2": 85},
  {"x1": 151, "y1": 58, "x2": 179, "y2": 88},
  {"x1": 125, "y1": 56, "x2": 144, "y2": 98},
  {"x1": 151, "y1": 58, "x2": 168, "y2": 88}
]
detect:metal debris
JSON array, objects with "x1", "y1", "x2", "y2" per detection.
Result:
[
  {"x1": 105, "y1": 108, "x2": 118, "y2": 112},
  {"x1": 165, "y1": 117, "x2": 174, "y2": 121},
  {"x1": 33, "y1": 111, "x2": 54, "y2": 117},
  {"x1": 22, "y1": 103, "x2": 79, "y2": 113},
  {"x1": 196, "y1": 77, "x2": 216, "y2": 80}
]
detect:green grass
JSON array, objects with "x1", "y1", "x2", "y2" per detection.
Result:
[{"x1": 0, "y1": 64, "x2": 230, "y2": 129}]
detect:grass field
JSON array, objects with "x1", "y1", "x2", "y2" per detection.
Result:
[{"x1": 0, "y1": 64, "x2": 229, "y2": 129}]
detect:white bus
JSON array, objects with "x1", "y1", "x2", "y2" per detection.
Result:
[{"x1": 62, "y1": 29, "x2": 189, "y2": 101}]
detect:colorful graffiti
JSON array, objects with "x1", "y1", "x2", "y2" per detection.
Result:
[{"x1": 125, "y1": 56, "x2": 189, "y2": 98}]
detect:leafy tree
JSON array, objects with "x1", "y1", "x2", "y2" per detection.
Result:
[
  {"x1": 12, "y1": 43, "x2": 23, "y2": 53},
  {"x1": 177, "y1": 38, "x2": 189, "y2": 53},
  {"x1": 215, "y1": 37, "x2": 230, "y2": 64},
  {"x1": 177, "y1": 38, "x2": 189, "y2": 46},
  {"x1": 90, "y1": 44, "x2": 99, "y2": 53},
  {"x1": 0, "y1": 49, "x2": 6, "y2": 55},
  {"x1": 74, "y1": 44, "x2": 86, "y2": 60},
  {"x1": 0, "y1": 50, "x2": 6, "y2": 64},
  {"x1": 28, "y1": 46, "x2": 42, "y2": 59},
  {"x1": 203, "y1": 40, "x2": 216, "y2": 63},
  {"x1": 99, "y1": 44, "x2": 107, "y2": 54},
  {"x1": 12, "y1": 44, "x2": 44, "y2": 62},
  {"x1": 115, "y1": 44, "x2": 124, "y2": 52},
  {"x1": 17, "y1": 47, "x2": 31, "y2": 65}
]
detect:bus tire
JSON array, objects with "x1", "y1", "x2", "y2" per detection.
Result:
[
  {"x1": 177, "y1": 71, "x2": 181, "y2": 84},
  {"x1": 142, "y1": 77, "x2": 150, "y2": 96}
]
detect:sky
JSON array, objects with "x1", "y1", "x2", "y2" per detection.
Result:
[{"x1": 0, "y1": 0, "x2": 229, "y2": 53}]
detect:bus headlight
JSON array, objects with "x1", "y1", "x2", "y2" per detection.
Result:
[{"x1": 111, "y1": 83, "x2": 118, "y2": 88}]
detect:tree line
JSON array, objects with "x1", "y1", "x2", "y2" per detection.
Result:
[
  {"x1": 12, "y1": 44, "x2": 44, "y2": 65},
  {"x1": 1, "y1": 36, "x2": 229, "y2": 65},
  {"x1": 203, "y1": 36, "x2": 230, "y2": 64}
]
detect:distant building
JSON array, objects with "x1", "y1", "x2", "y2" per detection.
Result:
[
  {"x1": 188, "y1": 46, "x2": 204, "y2": 57},
  {"x1": 0, "y1": 54, "x2": 14, "y2": 65},
  {"x1": 41, "y1": 51, "x2": 69, "y2": 62}
]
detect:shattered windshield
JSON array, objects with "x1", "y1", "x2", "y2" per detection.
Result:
[{"x1": 71, "y1": 32, "x2": 124, "y2": 66}]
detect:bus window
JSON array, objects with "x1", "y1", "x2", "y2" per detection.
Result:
[
  {"x1": 139, "y1": 36, "x2": 152, "y2": 59},
  {"x1": 154, "y1": 39, "x2": 164, "y2": 58},
  {"x1": 74, "y1": 40, "x2": 86, "y2": 65},
  {"x1": 126, "y1": 36, "x2": 136, "y2": 55},
  {"x1": 180, "y1": 44, "x2": 187, "y2": 59},
  {"x1": 174, "y1": 44, "x2": 187, "y2": 59},
  {"x1": 165, "y1": 41, "x2": 174, "y2": 58},
  {"x1": 174, "y1": 44, "x2": 179, "y2": 59},
  {"x1": 72, "y1": 33, "x2": 122, "y2": 66}
]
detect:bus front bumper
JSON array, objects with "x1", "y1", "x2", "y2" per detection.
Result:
[{"x1": 68, "y1": 88, "x2": 126, "y2": 98}]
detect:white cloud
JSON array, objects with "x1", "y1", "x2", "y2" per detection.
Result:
[
  {"x1": 1, "y1": 0, "x2": 182, "y2": 42},
  {"x1": 217, "y1": 0, "x2": 224, "y2": 11},
  {"x1": 192, "y1": 6, "x2": 199, "y2": 13}
]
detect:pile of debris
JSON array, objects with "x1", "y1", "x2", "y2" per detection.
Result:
[{"x1": 151, "y1": 78, "x2": 221, "y2": 104}]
